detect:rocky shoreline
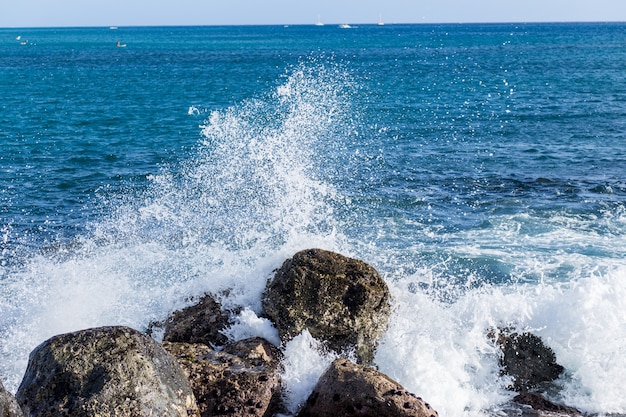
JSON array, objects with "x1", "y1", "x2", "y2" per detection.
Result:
[{"x1": 0, "y1": 249, "x2": 597, "y2": 416}]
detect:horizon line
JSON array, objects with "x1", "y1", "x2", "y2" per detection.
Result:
[{"x1": 2, "y1": 20, "x2": 626, "y2": 30}]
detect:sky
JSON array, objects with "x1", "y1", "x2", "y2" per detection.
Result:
[{"x1": 1, "y1": 0, "x2": 626, "y2": 28}]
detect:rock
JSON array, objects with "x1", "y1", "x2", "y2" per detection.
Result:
[
  {"x1": 163, "y1": 293, "x2": 231, "y2": 346},
  {"x1": 222, "y1": 337, "x2": 282, "y2": 367},
  {"x1": 0, "y1": 380, "x2": 24, "y2": 417},
  {"x1": 15, "y1": 326, "x2": 199, "y2": 417},
  {"x1": 163, "y1": 338, "x2": 281, "y2": 417},
  {"x1": 513, "y1": 392, "x2": 582, "y2": 416},
  {"x1": 298, "y1": 358, "x2": 438, "y2": 417},
  {"x1": 493, "y1": 329, "x2": 564, "y2": 392},
  {"x1": 262, "y1": 248, "x2": 391, "y2": 364}
]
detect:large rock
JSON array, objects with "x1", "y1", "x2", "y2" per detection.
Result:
[
  {"x1": 262, "y1": 249, "x2": 391, "y2": 364},
  {"x1": 163, "y1": 337, "x2": 281, "y2": 417},
  {"x1": 0, "y1": 380, "x2": 23, "y2": 417},
  {"x1": 493, "y1": 330, "x2": 564, "y2": 392},
  {"x1": 15, "y1": 326, "x2": 199, "y2": 417},
  {"x1": 298, "y1": 358, "x2": 438, "y2": 417},
  {"x1": 163, "y1": 293, "x2": 231, "y2": 346}
]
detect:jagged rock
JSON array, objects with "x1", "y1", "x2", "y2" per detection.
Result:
[
  {"x1": 0, "y1": 380, "x2": 23, "y2": 417},
  {"x1": 163, "y1": 293, "x2": 231, "y2": 346},
  {"x1": 492, "y1": 329, "x2": 564, "y2": 392},
  {"x1": 163, "y1": 338, "x2": 281, "y2": 417},
  {"x1": 262, "y1": 248, "x2": 391, "y2": 364},
  {"x1": 15, "y1": 326, "x2": 199, "y2": 417},
  {"x1": 513, "y1": 393, "x2": 582, "y2": 416},
  {"x1": 222, "y1": 337, "x2": 282, "y2": 367},
  {"x1": 298, "y1": 358, "x2": 438, "y2": 417}
]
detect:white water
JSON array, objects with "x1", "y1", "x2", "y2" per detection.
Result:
[
  {"x1": 1, "y1": 63, "x2": 626, "y2": 417},
  {"x1": 376, "y1": 267, "x2": 626, "y2": 416}
]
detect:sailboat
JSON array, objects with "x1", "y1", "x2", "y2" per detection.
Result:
[
  {"x1": 315, "y1": 15, "x2": 324, "y2": 26},
  {"x1": 378, "y1": 13, "x2": 385, "y2": 26}
]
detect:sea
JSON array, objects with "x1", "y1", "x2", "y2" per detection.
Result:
[{"x1": 1, "y1": 23, "x2": 625, "y2": 416}]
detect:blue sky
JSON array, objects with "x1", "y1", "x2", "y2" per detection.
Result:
[{"x1": 2, "y1": 0, "x2": 626, "y2": 27}]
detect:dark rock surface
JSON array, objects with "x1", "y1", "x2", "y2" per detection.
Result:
[
  {"x1": 493, "y1": 329, "x2": 564, "y2": 392},
  {"x1": 262, "y1": 248, "x2": 391, "y2": 364},
  {"x1": 163, "y1": 293, "x2": 231, "y2": 346},
  {"x1": 513, "y1": 392, "x2": 583, "y2": 417},
  {"x1": 15, "y1": 326, "x2": 199, "y2": 417},
  {"x1": 163, "y1": 337, "x2": 282, "y2": 417},
  {"x1": 298, "y1": 358, "x2": 438, "y2": 417},
  {"x1": 0, "y1": 380, "x2": 23, "y2": 417}
]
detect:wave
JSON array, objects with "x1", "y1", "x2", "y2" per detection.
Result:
[
  {"x1": 0, "y1": 59, "x2": 357, "y2": 391},
  {"x1": 1, "y1": 59, "x2": 625, "y2": 416},
  {"x1": 376, "y1": 265, "x2": 626, "y2": 416}
]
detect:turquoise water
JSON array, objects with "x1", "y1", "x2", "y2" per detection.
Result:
[{"x1": 1, "y1": 24, "x2": 626, "y2": 415}]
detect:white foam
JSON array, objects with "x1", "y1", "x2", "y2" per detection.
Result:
[
  {"x1": 530, "y1": 267, "x2": 626, "y2": 414},
  {"x1": 376, "y1": 282, "x2": 511, "y2": 417},
  {"x1": 221, "y1": 307, "x2": 280, "y2": 346},
  {"x1": 279, "y1": 330, "x2": 338, "y2": 415},
  {"x1": 374, "y1": 265, "x2": 626, "y2": 416}
]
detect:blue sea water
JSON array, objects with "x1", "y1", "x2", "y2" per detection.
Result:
[{"x1": 1, "y1": 23, "x2": 626, "y2": 415}]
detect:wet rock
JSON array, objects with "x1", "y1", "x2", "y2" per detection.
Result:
[
  {"x1": 493, "y1": 329, "x2": 564, "y2": 392},
  {"x1": 163, "y1": 293, "x2": 231, "y2": 346},
  {"x1": 298, "y1": 358, "x2": 438, "y2": 417},
  {"x1": 163, "y1": 338, "x2": 281, "y2": 417},
  {"x1": 513, "y1": 392, "x2": 583, "y2": 416},
  {"x1": 15, "y1": 326, "x2": 199, "y2": 417},
  {"x1": 0, "y1": 380, "x2": 24, "y2": 417},
  {"x1": 262, "y1": 248, "x2": 391, "y2": 364},
  {"x1": 222, "y1": 337, "x2": 282, "y2": 367}
]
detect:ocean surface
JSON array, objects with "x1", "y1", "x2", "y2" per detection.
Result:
[{"x1": 1, "y1": 23, "x2": 625, "y2": 416}]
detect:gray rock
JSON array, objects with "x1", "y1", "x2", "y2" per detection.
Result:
[
  {"x1": 163, "y1": 293, "x2": 231, "y2": 346},
  {"x1": 15, "y1": 326, "x2": 199, "y2": 417},
  {"x1": 163, "y1": 338, "x2": 281, "y2": 417},
  {"x1": 492, "y1": 329, "x2": 564, "y2": 392},
  {"x1": 298, "y1": 358, "x2": 438, "y2": 417},
  {"x1": 262, "y1": 248, "x2": 391, "y2": 364},
  {"x1": 0, "y1": 380, "x2": 24, "y2": 417}
]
